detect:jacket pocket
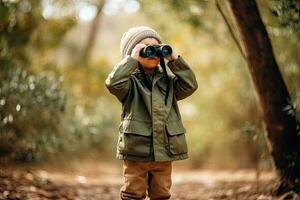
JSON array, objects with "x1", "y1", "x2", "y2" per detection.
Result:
[
  {"x1": 118, "y1": 119, "x2": 152, "y2": 157},
  {"x1": 165, "y1": 120, "x2": 188, "y2": 155}
]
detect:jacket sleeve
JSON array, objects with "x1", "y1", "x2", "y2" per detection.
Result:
[
  {"x1": 167, "y1": 56, "x2": 198, "y2": 100},
  {"x1": 105, "y1": 55, "x2": 138, "y2": 102}
]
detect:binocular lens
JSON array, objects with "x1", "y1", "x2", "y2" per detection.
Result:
[
  {"x1": 139, "y1": 45, "x2": 172, "y2": 58},
  {"x1": 161, "y1": 45, "x2": 172, "y2": 57},
  {"x1": 144, "y1": 46, "x2": 156, "y2": 57}
]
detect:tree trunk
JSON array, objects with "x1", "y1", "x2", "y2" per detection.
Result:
[
  {"x1": 227, "y1": 0, "x2": 300, "y2": 195},
  {"x1": 83, "y1": 0, "x2": 105, "y2": 63}
]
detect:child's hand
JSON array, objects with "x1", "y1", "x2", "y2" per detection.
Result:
[{"x1": 131, "y1": 44, "x2": 147, "y2": 60}]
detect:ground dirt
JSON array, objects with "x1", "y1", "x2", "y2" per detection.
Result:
[{"x1": 0, "y1": 158, "x2": 299, "y2": 200}]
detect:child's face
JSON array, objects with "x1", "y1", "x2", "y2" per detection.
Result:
[{"x1": 138, "y1": 38, "x2": 160, "y2": 69}]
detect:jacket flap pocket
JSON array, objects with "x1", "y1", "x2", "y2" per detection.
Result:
[
  {"x1": 119, "y1": 119, "x2": 152, "y2": 136},
  {"x1": 166, "y1": 120, "x2": 186, "y2": 136}
]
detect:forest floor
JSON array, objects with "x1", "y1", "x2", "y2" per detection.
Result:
[{"x1": 0, "y1": 158, "x2": 299, "y2": 200}]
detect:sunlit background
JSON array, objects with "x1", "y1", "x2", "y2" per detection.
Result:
[{"x1": 1, "y1": 0, "x2": 299, "y2": 170}]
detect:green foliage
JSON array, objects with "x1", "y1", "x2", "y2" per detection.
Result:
[
  {"x1": 0, "y1": 0, "x2": 75, "y2": 68},
  {"x1": 0, "y1": 67, "x2": 66, "y2": 161},
  {"x1": 60, "y1": 57, "x2": 121, "y2": 158},
  {"x1": 0, "y1": 0, "x2": 76, "y2": 162},
  {"x1": 270, "y1": 0, "x2": 300, "y2": 31},
  {"x1": 168, "y1": 0, "x2": 208, "y2": 28},
  {"x1": 264, "y1": 0, "x2": 300, "y2": 121},
  {"x1": 1, "y1": 1, "x2": 38, "y2": 68}
]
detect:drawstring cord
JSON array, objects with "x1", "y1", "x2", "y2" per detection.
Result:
[{"x1": 160, "y1": 57, "x2": 170, "y2": 105}]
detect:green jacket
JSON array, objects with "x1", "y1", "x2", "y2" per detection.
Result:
[{"x1": 105, "y1": 55, "x2": 198, "y2": 161}]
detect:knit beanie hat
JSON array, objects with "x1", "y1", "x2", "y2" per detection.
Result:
[{"x1": 120, "y1": 26, "x2": 162, "y2": 58}]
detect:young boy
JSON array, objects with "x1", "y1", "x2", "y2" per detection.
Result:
[{"x1": 105, "y1": 26, "x2": 198, "y2": 200}]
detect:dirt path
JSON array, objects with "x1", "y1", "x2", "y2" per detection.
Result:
[{"x1": 0, "y1": 159, "x2": 299, "y2": 200}]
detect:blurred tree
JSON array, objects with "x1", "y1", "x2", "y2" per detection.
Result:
[
  {"x1": 82, "y1": 0, "x2": 106, "y2": 63},
  {"x1": 226, "y1": 0, "x2": 300, "y2": 194}
]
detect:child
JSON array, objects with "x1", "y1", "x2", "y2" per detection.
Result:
[{"x1": 105, "y1": 26, "x2": 198, "y2": 200}]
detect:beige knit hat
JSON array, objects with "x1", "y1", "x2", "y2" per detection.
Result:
[{"x1": 120, "y1": 26, "x2": 162, "y2": 58}]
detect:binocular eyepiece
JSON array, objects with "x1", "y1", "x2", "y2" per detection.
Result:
[{"x1": 139, "y1": 45, "x2": 173, "y2": 58}]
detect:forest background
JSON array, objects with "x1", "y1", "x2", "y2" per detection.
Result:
[{"x1": 1, "y1": 0, "x2": 300, "y2": 172}]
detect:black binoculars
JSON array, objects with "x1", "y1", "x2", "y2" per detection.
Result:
[{"x1": 139, "y1": 45, "x2": 173, "y2": 58}]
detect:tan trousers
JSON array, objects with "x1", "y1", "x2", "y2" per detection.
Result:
[{"x1": 120, "y1": 160, "x2": 172, "y2": 200}]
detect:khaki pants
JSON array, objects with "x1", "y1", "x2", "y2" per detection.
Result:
[{"x1": 120, "y1": 160, "x2": 172, "y2": 200}]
